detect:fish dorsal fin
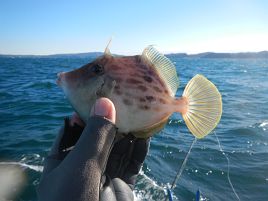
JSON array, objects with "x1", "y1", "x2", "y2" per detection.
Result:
[
  {"x1": 104, "y1": 38, "x2": 112, "y2": 56},
  {"x1": 142, "y1": 45, "x2": 179, "y2": 96}
]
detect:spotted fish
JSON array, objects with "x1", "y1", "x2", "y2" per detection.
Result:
[{"x1": 57, "y1": 44, "x2": 222, "y2": 138}]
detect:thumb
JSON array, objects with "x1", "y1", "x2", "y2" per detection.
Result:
[{"x1": 90, "y1": 98, "x2": 116, "y2": 124}]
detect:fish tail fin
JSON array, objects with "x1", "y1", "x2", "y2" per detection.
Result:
[{"x1": 181, "y1": 74, "x2": 222, "y2": 138}]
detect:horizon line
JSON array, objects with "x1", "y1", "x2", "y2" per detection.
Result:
[{"x1": 1, "y1": 50, "x2": 268, "y2": 57}]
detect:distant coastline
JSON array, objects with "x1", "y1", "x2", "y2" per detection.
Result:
[
  {"x1": 167, "y1": 51, "x2": 268, "y2": 59},
  {"x1": 1, "y1": 51, "x2": 268, "y2": 59},
  {"x1": 0, "y1": 52, "x2": 103, "y2": 59}
]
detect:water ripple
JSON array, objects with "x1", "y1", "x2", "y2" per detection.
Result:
[{"x1": 1, "y1": 57, "x2": 268, "y2": 200}]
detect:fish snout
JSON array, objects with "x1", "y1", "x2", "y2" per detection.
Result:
[{"x1": 56, "y1": 72, "x2": 66, "y2": 86}]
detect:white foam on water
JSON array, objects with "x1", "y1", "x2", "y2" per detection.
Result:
[
  {"x1": 249, "y1": 120, "x2": 268, "y2": 131},
  {"x1": 134, "y1": 169, "x2": 173, "y2": 201},
  {"x1": 259, "y1": 120, "x2": 268, "y2": 128},
  {"x1": 260, "y1": 121, "x2": 268, "y2": 127},
  {"x1": 0, "y1": 162, "x2": 43, "y2": 172},
  {"x1": 139, "y1": 169, "x2": 166, "y2": 191}
]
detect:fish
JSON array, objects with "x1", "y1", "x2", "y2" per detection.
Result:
[{"x1": 57, "y1": 44, "x2": 222, "y2": 139}]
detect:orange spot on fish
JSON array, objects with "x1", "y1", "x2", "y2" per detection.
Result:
[
  {"x1": 137, "y1": 85, "x2": 147, "y2": 92},
  {"x1": 159, "y1": 98, "x2": 167, "y2": 104},
  {"x1": 123, "y1": 99, "x2": 133, "y2": 105},
  {"x1": 143, "y1": 75, "x2": 153, "y2": 83},
  {"x1": 145, "y1": 96, "x2": 155, "y2": 102},
  {"x1": 138, "y1": 105, "x2": 150, "y2": 110},
  {"x1": 126, "y1": 78, "x2": 142, "y2": 84},
  {"x1": 153, "y1": 86, "x2": 162, "y2": 93},
  {"x1": 139, "y1": 97, "x2": 146, "y2": 102}
]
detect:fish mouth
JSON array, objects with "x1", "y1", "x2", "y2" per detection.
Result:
[
  {"x1": 56, "y1": 78, "x2": 61, "y2": 86},
  {"x1": 56, "y1": 72, "x2": 64, "y2": 86}
]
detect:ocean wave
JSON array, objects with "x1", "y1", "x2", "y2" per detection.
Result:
[
  {"x1": 1, "y1": 57, "x2": 268, "y2": 201},
  {"x1": 259, "y1": 120, "x2": 268, "y2": 129},
  {"x1": 134, "y1": 169, "x2": 170, "y2": 201},
  {"x1": 248, "y1": 120, "x2": 268, "y2": 132},
  {"x1": 21, "y1": 80, "x2": 55, "y2": 89}
]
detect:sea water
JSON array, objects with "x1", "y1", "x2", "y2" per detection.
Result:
[{"x1": 0, "y1": 56, "x2": 268, "y2": 201}]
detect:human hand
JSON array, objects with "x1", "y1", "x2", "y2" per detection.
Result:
[
  {"x1": 38, "y1": 98, "x2": 117, "y2": 201},
  {"x1": 38, "y1": 98, "x2": 150, "y2": 201},
  {"x1": 68, "y1": 102, "x2": 150, "y2": 189}
]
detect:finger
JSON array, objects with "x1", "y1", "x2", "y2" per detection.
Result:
[
  {"x1": 90, "y1": 98, "x2": 116, "y2": 124},
  {"x1": 39, "y1": 116, "x2": 117, "y2": 200},
  {"x1": 51, "y1": 116, "x2": 117, "y2": 200}
]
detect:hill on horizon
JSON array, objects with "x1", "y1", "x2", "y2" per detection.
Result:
[
  {"x1": 168, "y1": 51, "x2": 268, "y2": 59},
  {"x1": 1, "y1": 51, "x2": 268, "y2": 59}
]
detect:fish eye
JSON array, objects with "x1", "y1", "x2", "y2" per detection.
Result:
[{"x1": 91, "y1": 64, "x2": 104, "y2": 75}]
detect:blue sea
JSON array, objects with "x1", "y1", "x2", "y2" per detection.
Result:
[{"x1": 0, "y1": 55, "x2": 268, "y2": 201}]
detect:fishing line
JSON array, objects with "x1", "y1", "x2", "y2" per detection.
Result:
[
  {"x1": 170, "y1": 137, "x2": 197, "y2": 190},
  {"x1": 213, "y1": 131, "x2": 241, "y2": 201},
  {"x1": 167, "y1": 132, "x2": 241, "y2": 201},
  {"x1": 165, "y1": 138, "x2": 197, "y2": 201}
]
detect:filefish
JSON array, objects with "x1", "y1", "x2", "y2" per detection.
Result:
[{"x1": 57, "y1": 44, "x2": 222, "y2": 138}]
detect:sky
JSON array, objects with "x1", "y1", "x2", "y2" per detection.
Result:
[{"x1": 1, "y1": 0, "x2": 268, "y2": 55}]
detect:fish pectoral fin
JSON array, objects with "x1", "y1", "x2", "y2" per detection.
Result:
[
  {"x1": 181, "y1": 74, "x2": 222, "y2": 138},
  {"x1": 96, "y1": 77, "x2": 116, "y2": 98}
]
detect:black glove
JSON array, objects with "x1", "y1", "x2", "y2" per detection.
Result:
[{"x1": 37, "y1": 98, "x2": 150, "y2": 201}]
